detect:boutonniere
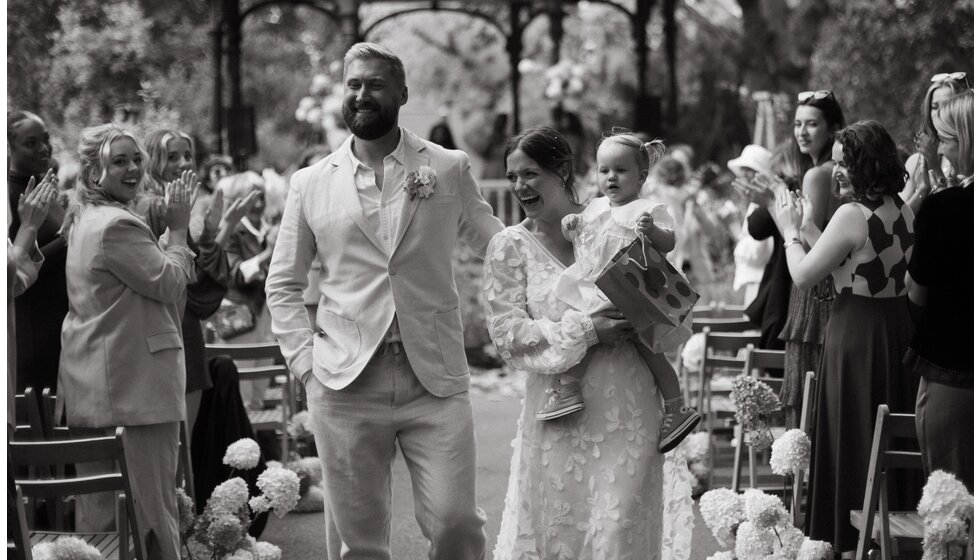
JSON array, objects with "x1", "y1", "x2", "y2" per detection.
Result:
[{"x1": 404, "y1": 166, "x2": 437, "y2": 200}]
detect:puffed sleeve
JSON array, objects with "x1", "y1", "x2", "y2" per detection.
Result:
[
  {"x1": 482, "y1": 231, "x2": 597, "y2": 375},
  {"x1": 100, "y1": 217, "x2": 195, "y2": 304}
]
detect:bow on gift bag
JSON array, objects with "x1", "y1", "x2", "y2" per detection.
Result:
[{"x1": 595, "y1": 234, "x2": 700, "y2": 349}]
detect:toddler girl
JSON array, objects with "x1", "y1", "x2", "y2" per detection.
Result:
[{"x1": 540, "y1": 131, "x2": 700, "y2": 453}]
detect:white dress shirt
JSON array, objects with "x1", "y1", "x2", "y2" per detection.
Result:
[{"x1": 349, "y1": 133, "x2": 409, "y2": 256}]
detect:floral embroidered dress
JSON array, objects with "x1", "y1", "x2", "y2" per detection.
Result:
[{"x1": 484, "y1": 224, "x2": 694, "y2": 560}]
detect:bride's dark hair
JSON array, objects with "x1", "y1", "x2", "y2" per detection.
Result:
[{"x1": 504, "y1": 126, "x2": 578, "y2": 203}]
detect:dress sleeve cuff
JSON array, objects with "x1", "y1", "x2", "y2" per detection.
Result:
[{"x1": 582, "y1": 316, "x2": 599, "y2": 347}]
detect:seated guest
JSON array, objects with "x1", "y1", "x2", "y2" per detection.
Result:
[
  {"x1": 59, "y1": 124, "x2": 196, "y2": 560},
  {"x1": 907, "y1": 90, "x2": 974, "y2": 490}
]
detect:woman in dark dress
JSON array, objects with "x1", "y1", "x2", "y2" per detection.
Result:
[
  {"x1": 6, "y1": 111, "x2": 68, "y2": 400},
  {"x1": 772, "y1": 121, "x2": 917, "y2": 558}
]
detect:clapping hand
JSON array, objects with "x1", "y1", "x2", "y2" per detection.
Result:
[
  {"x1": 223, "y1": 189, "x2": 261, "y2": 227},
  {"x1": 732, "y1": 175, "x2": 774, "y2": 206},
  {"x1": 914, "y1": 130, "x2": 942, "y2": 172},
  {"x1": 18, "y1": 169, "x2": 58, "y2": 231},
  {"x1": 164, "y1": 169, "x2": 196, "y2": 232},
  {"x1": 771, "y1": 187, "x2": 805, "y2": 238}
]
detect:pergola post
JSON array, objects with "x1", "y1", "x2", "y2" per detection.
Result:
[
  {"x1": 632, "y1": 0, "x2": 653, "y2": 133},
  {"x1": 507, "y1": 1, "x2": 524, "y2": 135},
  {"x1": 210, "y1": 0, "x2": 224, "y2": 154},
  {"x1": 662, "y1": 0, "x2": 678, "y2": 130}
]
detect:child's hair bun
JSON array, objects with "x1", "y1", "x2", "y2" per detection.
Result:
[{"x1": 641, "y1": 139, "x2": 667, "y2": 162}]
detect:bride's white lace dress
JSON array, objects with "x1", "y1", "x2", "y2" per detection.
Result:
[{"x1": 484, "y1": 225, "x2": 694, "y2": 560}]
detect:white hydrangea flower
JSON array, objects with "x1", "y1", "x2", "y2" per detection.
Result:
[
  {"x1": 681, "y1": 332, "x2": 705, "y2": 372},
  {"x1": 917, "y1": 470, "x2": 973, "y2": 519},
  {"x1": 287, "y1": 411, "x2": 312, "y2": 438},
  {"x1": 796, "y1": 538, "x2": 835, "y2": 560},
  {"x1": 678, "y1": 431, "x2": 710, "y2": 463},
  {"x1": 705, "y1": 552, "x2": 734, "y2": 560},
  {"x1": 923, "y1": 515, "x2": 971, "y2": 560},
  {"x1": 742, "y1": 489, "x2": 790, "y2": 529},
  {"x1": 209, "y1": 477, "x2": 250, "y2": 515},
  {"x1": 207, "y1": 513, "x2": 246, "y2": 552},
  {"x1": 223, "y1": 438, "x2": 261, "y2": 470},
  {"x1": 699, "y1": 488, "x2": 746, "y2": 547},
  {"x1": 769, "y1": 429, "x2": 811, "y2": 477},
  {"x1": 31, "y1": 536, "x2": 101, "y2": 560},
  {"x1": 256, "y1": 467, "x2": 301, "y2": 517},
  {"x1": 772, "y1": 524, "x2": 805, "y2": 558},
  {"x1": 254, "y1": 541, "x2": 282, "y2": 560},
  {"x1": 734, "y1": 520, "x2": 775, "y2": 559}
]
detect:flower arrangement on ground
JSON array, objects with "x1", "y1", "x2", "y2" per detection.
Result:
[
  {"x1": 179, "y1": 438, "x2": 300, "y2": 560},
  {"x1": 731, "y1": 375, "x2": 782, "y2": 450},
  {"x1": 31, "y1": 536, "x2": 101, "y2": 560},
  {"x1": 918, "y1": 470, "x2": 974, "y2": 560},
  {"x1": 677, "y1": 430, "x2": 710, "y2": 496},
  {"x1": 699, "y1": 487, "x2": 833, "y2": 559}
]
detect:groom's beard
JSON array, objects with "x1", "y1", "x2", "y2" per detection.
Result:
[{"x1": 342, "y1": 98, "x2": 399, "y2": 140}]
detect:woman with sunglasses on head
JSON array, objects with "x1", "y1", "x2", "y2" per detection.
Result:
[
  {"x1": 906, "y1": 90, "x2": 973, "y2": 491},
  {"x1": 772, "y1": 120, "x2": 918, "y2": 558},
  {"x1": 900, "y1": 72, "x2": 971, "y2": 214}
]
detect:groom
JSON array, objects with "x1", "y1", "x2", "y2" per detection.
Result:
[{"x1": 266, "y1": 42, "x2": 503, "y2": 559}]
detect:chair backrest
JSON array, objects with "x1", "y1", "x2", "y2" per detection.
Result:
[
  {"x1": 701, "y1": 330, "x2": 760, "y2": 371},
  {"x1": 40, "y1": 387, "x2": 66, "y2": 439},
  {"x1": 14, "y1": 387, "x2": 45, "y2": 441},
  {"x1": 8, "y1": 427, "x2": 147, "y2": 560},
  {"x1": 744, "y1": 348, "x2": 786, "y2": 375},
  {"x1": 692, "y1": 317, "x2": 757, "y2": 334}
]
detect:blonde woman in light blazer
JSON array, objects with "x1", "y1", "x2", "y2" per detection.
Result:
[{"x1": 59, "y1": 124, "x2": 196, "y2": 560}]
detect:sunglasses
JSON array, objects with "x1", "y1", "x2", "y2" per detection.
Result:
[
  {"x1": 798, "y1": 90, "x2": 835, "y2": 103},
  {"x1": 931, "y1": 72, "x2": 970, "y2": 86}
]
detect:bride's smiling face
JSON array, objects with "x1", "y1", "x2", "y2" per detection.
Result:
[{"x1": 506, "y1": 149, "x2": 571, "y2": 222}]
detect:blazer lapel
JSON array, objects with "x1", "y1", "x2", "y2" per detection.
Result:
[
  {"x1": 330, "y1": 147, "x2": 385, "y2": 253},
  {"x1": 391, "y1": 132, "x2": 429, "y2": 254}
]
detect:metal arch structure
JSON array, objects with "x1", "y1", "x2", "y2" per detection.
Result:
[{"x1": 211, "y1": 0, "x2": 677, "y2": 163}]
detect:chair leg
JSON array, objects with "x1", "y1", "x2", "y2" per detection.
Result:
[
  {"x1": 732, "y1": 426, "x2": 743, "y2": 491},
  {"x1": 879, "y1": 474, "x2": 892, "y2": 560}
]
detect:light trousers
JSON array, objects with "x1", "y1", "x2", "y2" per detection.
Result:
[
  {"x1": 306, "y1": 343, "x2": 487, "y2": 560},
  {"x1": 75, "y1": 422, "x2": 180, "y2": 560}
]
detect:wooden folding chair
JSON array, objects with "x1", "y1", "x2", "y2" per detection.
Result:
[
  {"x1": 697, "y1": 329, "x2": 760, "y2": 486},
  {"x1": 40, "y1": 387, "x2": 66, "y2": 439},
  {"x1": 205, "y1": 341, "x2": 294, "y2": 460},
  {"x1": 8, "y1": 466, "x2": 34, "y2": 560},
  {"x1": 9, "y1": 427, "x2": 147, "y2": 560},
  {"x1": 851, "y1": 405, "x2": 925, "y2": 560},
  {"x1": 14, "y1": 388, "x2": 45, "y2": 441},
  {"x1": 790, "y1": 370, "x2": 817, "y2": 527},
  {"x1": 731, "y1": 347, "x2": 786, "y2": 492}
]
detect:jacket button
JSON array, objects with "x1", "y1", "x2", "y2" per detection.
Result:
[{"x1": 389, "y1": 268, "x2": 397, "y2": 276}]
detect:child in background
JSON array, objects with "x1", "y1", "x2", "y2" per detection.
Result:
[{"x1": 540, "y1": 130, "x2": 701, "y2": 453}]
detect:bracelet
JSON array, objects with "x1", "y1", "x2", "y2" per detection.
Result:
[{"x1": 783, "y1": 237, "x2": 803, "y2": 249}]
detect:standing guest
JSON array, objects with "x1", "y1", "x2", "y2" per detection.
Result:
[
  {"x1": 772, "y1": 120, "x2": 917, "y2": 557},
  {"x1": 142, "y1": 129, "x2": 248, "y2": 441},
  {"x1": 215, "y1": 171, "x2": 275, "y2": 412},
  {"x1": 59, "y1": 124, "x2": 196, "y2": 560},
  {"x1": 907, "y1": 90, "x2": 973, "y2": 490},
  {"x1": 7, "y1": 172, "x2": 58, "y2": 433},
  {"x1": 900, "y1": 72, "x2": 970, "y2": 213},
  {"x1": 192, "y1": 153, "x2": 234, "y2": 240},
  {"x1": 777, "y1": 91, "x2": 845, "y2": 395},
  {"x1": 727, "y1": 145, "x2": 774, "y2": 305},
  {"x1": 7, "y1": 111, "x2": 68, "y2": 399},
  {"x1": 736, "y1": 139, "x2": 801, "y2": 355}
]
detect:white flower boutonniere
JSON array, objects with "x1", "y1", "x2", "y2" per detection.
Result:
[{"x1": 405, "y1": 166, "x2": 437, "y2": 200}]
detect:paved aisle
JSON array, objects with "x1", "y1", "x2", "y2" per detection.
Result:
[{"x1": 262, "y1": 393, "x2": 721, "y2": 559}]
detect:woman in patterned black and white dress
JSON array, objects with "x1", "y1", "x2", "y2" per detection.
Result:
[{"x1": 772, "y1": 121, "x2": 917, "y2": 558}]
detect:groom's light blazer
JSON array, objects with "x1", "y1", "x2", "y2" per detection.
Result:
[{"x1": 266, "y1": 128, "x2": 504, "y2": 397}]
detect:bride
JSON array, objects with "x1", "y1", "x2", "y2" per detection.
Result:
[{"x1": 484, "y1": 126, "x2": 694, "y2": 559}]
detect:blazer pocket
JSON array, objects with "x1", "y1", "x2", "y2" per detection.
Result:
[
  {"x1": 314, "y1": 309, "x2": 361, "y2": 369},
  {"x1": 433, "y1": 307, "x2": 468, "y2": 376},
  {"x1": 145, "y1": 330, "x2": 183, "y2": 353}
]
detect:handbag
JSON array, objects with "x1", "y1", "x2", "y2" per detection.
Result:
[
  {"x1": 208, "y1": 299, "x2": 256, "y2": 340},
  {"x1": 595, "y1": 233, "x2": 700, "y2": 344}
]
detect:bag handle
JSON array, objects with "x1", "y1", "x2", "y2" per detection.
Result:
[{"x1": 624, "y1": 225, "x2": 650, "y2": 271}]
